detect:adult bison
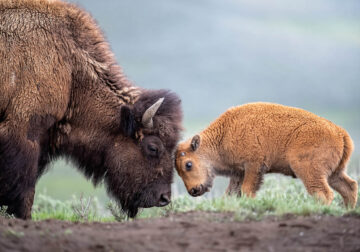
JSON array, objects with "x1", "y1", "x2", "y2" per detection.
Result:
[{"x1": 0, "y1": 0, "x2": 182, "y2": 219}]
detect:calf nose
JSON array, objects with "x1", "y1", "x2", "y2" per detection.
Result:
[
  {"x1": 159, "y1": 193, "x2": 171, "y2": 207},
  {"x1": 189, "y1": 187, "x2": 200, "y2": 196}
]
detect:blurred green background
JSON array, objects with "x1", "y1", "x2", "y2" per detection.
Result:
[{"x1": 35, "y1": 0, "x2": 360, "y2": 205}]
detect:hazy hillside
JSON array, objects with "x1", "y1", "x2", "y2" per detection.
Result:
[
  {"x1": 69, "y1": 0, "x2": 360, "y2": 115},
  {"x1": 66, "y1": 0, "x2": 360, "y2": 149}
]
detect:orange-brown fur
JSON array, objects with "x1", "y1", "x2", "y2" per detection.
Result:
[{"x1": 176, "y1": 103, "x2": 358, "y2": 208}]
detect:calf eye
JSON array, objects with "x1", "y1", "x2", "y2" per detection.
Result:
[{"x1": 185, "y1": 161, "x2": 192, "y2": 171}]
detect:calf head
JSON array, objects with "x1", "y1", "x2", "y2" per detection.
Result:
[
  {"x1": 175, "y1": 135, "x2": 213, "y2": 197},
  {"x1": 105, "y1": 90, "x2": 182, "y2": 217}
]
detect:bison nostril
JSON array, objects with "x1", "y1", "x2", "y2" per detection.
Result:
[{"x1": 159, "y1": 193, "x2": 171, "y2": 207}]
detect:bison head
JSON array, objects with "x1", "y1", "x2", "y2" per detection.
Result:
[{"x1": 104, "y1": 90, "x2": 182, "y2": 217}]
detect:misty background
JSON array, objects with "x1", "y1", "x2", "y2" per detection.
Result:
[{"x1": 36, "y1": 0, "x2": 360, "y2": 202}]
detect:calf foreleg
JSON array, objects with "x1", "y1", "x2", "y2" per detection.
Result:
[
  {"x1": 241, "y1": 163, "x2": 266, "y2": 198},
  {"x1": 226, "y1": 170, "x2": 244, "y2": 196}
]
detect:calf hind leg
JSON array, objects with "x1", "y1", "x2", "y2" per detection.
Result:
[
  {"x1": 288, "y1": 146, "x2": 337, "y2": 205},
  {"x1": 303, "y1": 177, "x2": 334, "y2": 205},
  {"x1": 328, "y1": 172, "x2": 358, "y2": 208},
  {"x1": 291, "y1": 163, "x2": 334, "y2": 205}
]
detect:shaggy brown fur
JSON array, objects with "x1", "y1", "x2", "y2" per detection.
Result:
[
  {"x1": 176, "y1": 103, "x2": 357, "y2": 208},
  {"x1": 0, "y1": 0, "x2": 183, "y2": 219}
]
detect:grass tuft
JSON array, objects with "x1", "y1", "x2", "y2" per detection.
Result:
[
  {"x1": 0, "y1": 206, "x2": 15, "y2": 219},
  {"x1": 106, "y1": 202, "x2": 128, "y2": 222}
]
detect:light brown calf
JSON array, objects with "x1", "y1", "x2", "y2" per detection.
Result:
[{"x1": 176, "y1": 103, "x2": 358, "y2": 208}]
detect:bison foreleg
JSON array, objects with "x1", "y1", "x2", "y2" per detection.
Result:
[{"x1": 0, "y1": 127, "x2": 40, "y2": 219}]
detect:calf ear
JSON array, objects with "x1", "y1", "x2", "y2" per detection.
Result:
[
  {"x1": 191, "y1": 135, "x2": 200, "y2": 151},
  {"x1": 120, "y1": 106, "x2": 136, "y2": 138}
]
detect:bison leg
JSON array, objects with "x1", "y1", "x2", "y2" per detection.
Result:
[
  {"x1": 3, "y1": 187, "x2": 35, "y2": 219},
  {"x1": 226, "y1": 171, "x2": 244, "y2": 197},
  {"x1": 0, "y1": 126, "x2": 40, "y2": 219},
  {"x1": 328, "y1": 172, "x2": 358, "y2": 208},
  {"x1": 241, "y1": 163, "x2": 266, "y2": 198}
]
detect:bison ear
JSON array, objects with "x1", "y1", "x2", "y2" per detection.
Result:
[
  {"x1": 191, "y1": 135, "x2": 200, "y2": 151},
  {"x1": 120, "y1": 106, "x2": 136, "y2": 138}
]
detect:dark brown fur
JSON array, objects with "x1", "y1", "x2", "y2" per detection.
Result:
[{"x1": 0, "y1": 0, "x2": 182, "y2": 219}]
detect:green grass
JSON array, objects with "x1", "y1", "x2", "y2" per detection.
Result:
[
  {"x1": 31, "y1": 194, "x2": 113, "y2": 222},
  {"x1": 27, "y1": 173, "x2": 360, "y2": 222},
  {"x1": 137, "y1": 174, "x2": 360, "y2": 221}
]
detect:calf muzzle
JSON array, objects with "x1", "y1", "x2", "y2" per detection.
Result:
[{"x1": 189, "y1": 184, "x2": 209, "y2": 197}]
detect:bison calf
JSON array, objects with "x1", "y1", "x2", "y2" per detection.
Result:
[{"x1": 176, "y1": 103, "x2": 358, "y2": 208}]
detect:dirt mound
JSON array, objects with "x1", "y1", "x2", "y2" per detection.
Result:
[{"x1": 0, "y1": 212, "x2": 359, "y2": 252}]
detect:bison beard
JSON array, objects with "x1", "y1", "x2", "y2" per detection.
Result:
[{"x1": 0, "y1": 0, "x2": 182, "y2": 219}]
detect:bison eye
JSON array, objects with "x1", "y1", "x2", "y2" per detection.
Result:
[
  {"x1": 141, "y1": 135, "x2": 164, "y2": 159},
  {"x1": 148, "y1": 145, "x2": 158, "y2": 155},
  {"x1": 185, "y1": 161, "x2": 192, "y2": 171}
]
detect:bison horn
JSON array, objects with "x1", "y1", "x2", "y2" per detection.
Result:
[{"x1": 142, "y1": 97, "x2": 164, "y2": 128}]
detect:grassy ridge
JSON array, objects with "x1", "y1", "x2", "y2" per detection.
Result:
[{"x1": 26, "y1": 174, "x2": 360, "y2": 222}]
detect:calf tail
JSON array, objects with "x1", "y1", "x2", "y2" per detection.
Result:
[{"x1": 337, "y1": 129, "x2": 354, "y2": 173}]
